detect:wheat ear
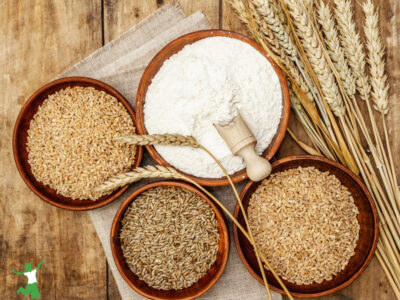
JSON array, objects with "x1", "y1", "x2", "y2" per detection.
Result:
[
  {"x1": 269, "y1": 0, "x2": 287, "y2": 25},
  {"x1": 253, "y1": 0, "x2": 297, "y2": 60},
  {"x1": 334, "y1": 0, "x2": 398, "y2": 207},
  {"x1": 317, "y1": 1, "x2": 356, "y2": 98},
  {"x1": 94, "y1": 165, "x2": 184, "y2": 194},
  {"x1": 284, "y1": 0, "x2": 345, "y2": 117},
  {"x1": 362, "y1": 0, "x2": 389, "y2": 114},
  {"x1": 232, "y1": 0, "x2": 314, "y2": 101},
  {"x1": 363, "y1": 0, "x2": 399, "y2": 214},
  {"x1": 333, "y1": 0, "x2": 370, "y2": 100},
  {"x1": 114, "y1": 134, "x2": 200, "y2": 148},
  {"x1": 252, "y1": 0, "x2": 320, "y2": 103}
]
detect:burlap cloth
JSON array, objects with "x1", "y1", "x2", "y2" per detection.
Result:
[{"x1": 59, "y1": 4, "x2": 281, "y2": 300}]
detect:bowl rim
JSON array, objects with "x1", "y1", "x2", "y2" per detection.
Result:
[
  {"x1": 136, "y1": 29, "x2": 290, "y2": 187},
  {"x1": 233, "y1": 155, "x2": 379, "y2": 298},
  {"x1": 110, "y1": 180, "x2": 230, "y2": 300},
  {"x1": 12, "y1": 76, "x2": 143, "y2": 211}
]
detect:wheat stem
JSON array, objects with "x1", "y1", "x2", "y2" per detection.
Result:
[
  {"x1": 287, "y1": 128, "x2": 322, "y2": 156},
  {"x1": 279, "y1": 0, "x2": 358, "y2": 173},
  {"x1": 363, "y1": 0, "x2": 400, "y2": 211},
  {"x1": 376, "y1": 250, "x2": 400, "y2": 297},
  {"x1": 199, "y1": 144, "x2": 273, "y2": 300}
]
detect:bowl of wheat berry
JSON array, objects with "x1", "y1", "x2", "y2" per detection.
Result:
[
  {"x1": 111, "y1": 180, "x2": 230, "y2": 300},
  {"x1": 234, "y1": 155, "x2": 379, "y2": 297},
  {"x1": 13, "y1": 77, "x2": 143, "y2": 210}
]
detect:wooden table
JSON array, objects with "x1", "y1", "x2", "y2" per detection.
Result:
[{"x1": 1, "y1": 1, "x2": 398, "y2": 299}]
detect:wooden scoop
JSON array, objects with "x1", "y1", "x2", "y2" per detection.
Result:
[{"x1": 215, "y1": 112, "x2": 272, "y2": 181}]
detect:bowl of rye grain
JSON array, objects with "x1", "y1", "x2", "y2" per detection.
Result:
[
  {"x1": 233, "y1": 155, "x2": 379, "y2": 297},
  {"x1": 111, "y1": 180, "x2": 230, "y2": 300},
  {"x1": 13, "y1": 77, "x2": 143, "y2": 210},
  {"x1": 136, "y1": 30, "x2": 290, "y2": 187}
]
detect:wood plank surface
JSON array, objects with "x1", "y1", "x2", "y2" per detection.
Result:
[
  {"x1": 0, "y1": 1, "x2": 106, "y2": 299},
  {"x1": 1, "y1": 0, "x2": 398, "y2": 299}
]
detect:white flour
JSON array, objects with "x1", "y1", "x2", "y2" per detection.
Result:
[{"x1": 144, "y1": 37, "x2": 282, "y2": 178}]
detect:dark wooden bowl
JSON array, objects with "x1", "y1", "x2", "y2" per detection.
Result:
[
  {"x1": 111, "y1": 180, "x2": 230, "y2": 300},
  {"x1": 13, "y1": 77, "x2": 143, "y2": 210},
  {"x1": 136, "y1": 30, "x2": 290, "y2": 187},
  {"x1": 233, "y1": 155, "x2": 379, "y2": 298}
]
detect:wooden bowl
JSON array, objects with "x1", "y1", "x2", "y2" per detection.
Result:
[
  {"x1": 13, "y1": 77, "x2": 143, "y2": 210},
  {"x1": 111, "y1": 180, "x2": 230, "y2": 300},
  {"x1": 233, "y1": 155, "x2": 379, "y2": 298},
  {"x1": 136, "y1": 30, "x2": 290, "y2": 186}
]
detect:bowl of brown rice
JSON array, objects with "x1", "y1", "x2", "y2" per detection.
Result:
[
  {"x1": 111, "y1": 180, "x2": 230, "y2": 300},
  {"x1": 233, "y1": 155, "x2": 378, "y2": 298},
  {"x1": 13, "y1": 77, "x2": 143, "y2": 210}
]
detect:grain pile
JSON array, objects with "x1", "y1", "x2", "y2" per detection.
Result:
[
  {"x1": 27, "y1": 86, "x2": 136, "y2": 200},
  {"x1": 248, "y1": 167, "x2": 360, "y2": 285},
  {"x1": 120, "y1": 186, "x2": 220, "y2": 290}
]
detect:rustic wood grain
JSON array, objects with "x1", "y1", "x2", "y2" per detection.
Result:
[
  {"x1": 103, "y1": 0, "x2": 219, "y2": 43},
  {"x1": 0, "y1": 1, "x2": 107, "y2": 299},
  {"x1": 1, "y1": 0, "x2": 399, "y2": 299}
]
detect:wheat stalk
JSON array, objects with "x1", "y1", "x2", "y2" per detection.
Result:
[
  {"x1": 94, "y1": 165, "x2": 184, "y2": 195},
  {"x1": 317, "y1": 1, "x2": 356, "y2": 98},
  {"x1": 285, "y1": 0, "x2": 345, "y2": 117},
  {"x1": 333, "y1": 0, "x2": 399, "y2": 223},
  {"x1": 283, "y1": 0, "x2": 360, "y2": 173},
  {"x1": 362, "y1": 0, "x2": 389, "y2": 114},
  {"x1": 114, "y1": 134, "x2": 200, "y2": 147},
  {"x1": 314, "y1": 1, "x2": 362, "y2": 143},
  {"x1": 232, "y1": 0, "x2": 314, "y2": 101},
  {"x1": 253, "y1": 0, "x2": 297, "y2": 60},
  {"x1": 363, "y1": 0, "x2": 400, "y2": 224},
  {"x1": 239, "y1": 0, "x2": 348, "y2": 162},
  {"x1": 333, "y1": 0, "x2": 370, "y2": 101},
  {"x1": 252, "y1": 0, "x2": 322, "y2": 105},
  {"x1": 240, "y1": 0, "x2": 351, "y2": 167},
  {"x1": 290, "y1": 90, "x2": 335, "y2": 159}
]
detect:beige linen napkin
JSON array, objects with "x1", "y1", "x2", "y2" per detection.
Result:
[{"x1": 59, "y1": 4, "x2": 281, "y2": 300}]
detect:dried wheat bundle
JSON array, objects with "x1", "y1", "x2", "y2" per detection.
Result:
[{"x1": 228, "y1": 0, "x2": 400, "y2": 296}]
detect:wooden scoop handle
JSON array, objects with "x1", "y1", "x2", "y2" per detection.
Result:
[
  {"x1": 237, "y1": 144, "x2": 272, "y2": 181},
  {"x1": 215, "y1": 112, "x2": 271, "y2": 181}
]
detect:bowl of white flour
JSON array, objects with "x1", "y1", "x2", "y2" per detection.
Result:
[{"x1": 136, "y1": 30, "x2": 290, "y2": 186}]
